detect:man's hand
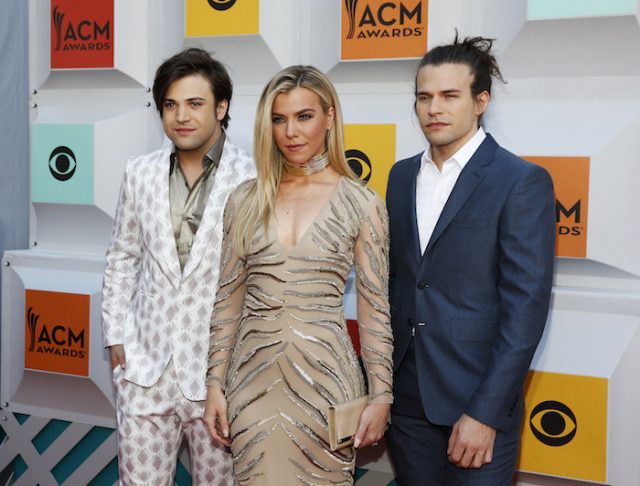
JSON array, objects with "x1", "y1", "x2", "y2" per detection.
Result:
[
  {"x1": 108, "y1": 344, "x2": 126, "y2": 370},
  {"x1": 447, "y1": 413, "x2": 496, "y2": 468}
]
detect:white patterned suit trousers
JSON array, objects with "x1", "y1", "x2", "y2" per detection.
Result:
[{"x1": 113, "y1": 359, "x2": 233, "y2": 485}]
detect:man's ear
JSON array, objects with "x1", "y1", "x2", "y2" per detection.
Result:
[
  {"x1": 475, "y1": 91, "x2": 490, "y2": 117},
  {"x1": 216, "y1": 99, "x2": 229, "y2": 122}
]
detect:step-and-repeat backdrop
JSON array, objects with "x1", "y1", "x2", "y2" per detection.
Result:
[{"x1": 1, "y1": 1, "x2": 639, "y2": 484}]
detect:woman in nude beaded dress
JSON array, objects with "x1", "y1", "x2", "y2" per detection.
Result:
[{"x1": 203, "y1": 65, "x2": 393, "y2": 485}]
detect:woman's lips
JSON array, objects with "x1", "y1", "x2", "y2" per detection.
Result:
[{"x1": 286, "y1": 144, "x2": 305, "y2": 152}]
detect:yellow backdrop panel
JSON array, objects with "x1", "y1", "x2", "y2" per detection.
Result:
[
  {"x1": 519, "y1": 370, "x2": 607, "y2": 482},
  {"x1": 344, "y1": 123, "x2": 396, "y2": 198},
  {"x1": 185, "y1": 0, "x2": 259, "y2": 37}
]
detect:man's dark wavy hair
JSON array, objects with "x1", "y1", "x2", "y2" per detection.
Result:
[
  {"x1": 415, "y1": 31, "x2": 506, "y2": 98},
  {"x1": 153, "y1": 48, "x2": 232, "y2": 129}
]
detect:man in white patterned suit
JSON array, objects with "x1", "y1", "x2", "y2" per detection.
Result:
[{"x1": 102, "y1": 48, "x2": 255, "y2": 485}]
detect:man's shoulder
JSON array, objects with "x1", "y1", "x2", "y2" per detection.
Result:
[
  {"x1": 491, "y1": 140, "x2": 523, "y2": 164},
  {"x1": 395, "y1": 152, "x2": 423, "y2": 167},
  {"x1": 390, "y1": 152, "x2": 422, "y2": 177},
  {"x1": 220, "y1": 139, "x2": 255, "y2": 172},
  {"x1": 486, "y1": 138, "x2": 553, "y2": 187},
  {"x1": 492, "y1": 143, "x2": 548, "y2": 176},
  {"x1": 126, "y1": 146, "x2": 171, "y2": 172}
]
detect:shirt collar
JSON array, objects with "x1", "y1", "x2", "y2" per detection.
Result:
[
  {"x1": 421, "y1": 127, "x2": 486, "y2": 171},
  {"x1": 169, "y1": 131, "x2": 226, "y2": 175}
]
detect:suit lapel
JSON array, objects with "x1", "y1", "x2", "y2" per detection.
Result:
[
  {"x1": 181, "y1": 141, "x2": 233, "y2": 281},
  {"x1": 405, "y1": 155, "x2": 422, "y2": 265},
  {"x1": 151, "y1": 149, "x2": 182, "y2": 285},
  {"x1": 423, "y1": 135, "x2": 498, "y2": 256}
]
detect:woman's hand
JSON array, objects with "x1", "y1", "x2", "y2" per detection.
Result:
[
  {"x1": 353, "y1": 402, "x2": 390, "y2": 449},
  {"x1": 203, "y1": 385, "x2": 231, "y2": 446}
]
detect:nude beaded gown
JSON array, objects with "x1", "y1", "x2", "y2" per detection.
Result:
[{"x1": 207, "y1": 176, "x2": 393, "y2": 485}]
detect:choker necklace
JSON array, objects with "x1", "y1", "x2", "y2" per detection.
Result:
[{"x1": 283, "y1": 151, "x2": 329, "y2": 176}]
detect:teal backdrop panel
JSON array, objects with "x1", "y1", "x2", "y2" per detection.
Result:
[
  {"x1": 0, "y1": 413, "x2": 397, "y2": 484},
  {"x1": 31, "y1": 124, "x2": 94, "y2": 205},
  {"x1": 528, "y1": 0, "x2": 637, "y2": 19}
]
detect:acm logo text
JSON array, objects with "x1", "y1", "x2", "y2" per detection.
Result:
[
  {"x1": 26, "y1": 307, "x2": 86, "y2": 359},
  {"x1": 52, "y1": 5, "x2": 111, "y2": 52},
  {"x1": 556, "y1": 198, "x2": 582, "y2": 236},
  {"x1": 345, "y1": 0, "x2": 424, "y2": 40}
]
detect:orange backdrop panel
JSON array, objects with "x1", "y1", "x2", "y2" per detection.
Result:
[
  {"x1": 25, "y1": 289, "x2": 91, "y2": 377},
  {"x1": 341, "y1": 0, "x2": 428, "y2": 60},
  {"x1": 523, "y1": 156, "x2": 590, "y2": 258}
]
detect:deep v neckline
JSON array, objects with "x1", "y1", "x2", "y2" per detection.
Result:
[{"x1": 271, "y1": 176, "x2": 343, "y2": 255}]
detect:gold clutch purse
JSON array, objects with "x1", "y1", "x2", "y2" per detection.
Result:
[{"x1": 327, "y1": 395, "x2": 368, "y2": 451}]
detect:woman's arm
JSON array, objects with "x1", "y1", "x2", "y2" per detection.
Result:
[
  {"x1": 204, "y1": 195, "x2": 248, "y2": 444},
  {"x1": 353, "y1": 195, "x2": 393, "y2": 447}
]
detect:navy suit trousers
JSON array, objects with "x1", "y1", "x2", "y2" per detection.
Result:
[{"x1": 386, "y1": 338, "x2": 523, "y2": 486}]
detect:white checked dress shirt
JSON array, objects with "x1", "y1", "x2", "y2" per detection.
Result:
[{"x1": 416, "y1": 127, "x2": 486, "y2": 254}]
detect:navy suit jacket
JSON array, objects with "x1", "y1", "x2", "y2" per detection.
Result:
[{"x1": 386, "y1": 134, "x2": 556, "y2": 433}]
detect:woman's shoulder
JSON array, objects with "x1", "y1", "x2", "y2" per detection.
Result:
[
  {"x1": 225, "y1": 178, "x2": 257, "y2": 213},
  {"x1": 341, "y1": 176, "x2": 384, "y2": 210},
  {"x1": 230, "y1": 178, "x2": 257, "y2": 199}
]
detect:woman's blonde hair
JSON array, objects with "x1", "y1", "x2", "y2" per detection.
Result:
[{"x1": 232, "y1": 65, "x2": 357, "y2": 255}]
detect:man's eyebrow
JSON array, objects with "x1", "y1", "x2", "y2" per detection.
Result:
[
  {"x1": 163, "y1": 96, "x2": 207, "y2": 102},
  {"x1": 416, "y1": 88, "x2": 462, "y2": 95}
]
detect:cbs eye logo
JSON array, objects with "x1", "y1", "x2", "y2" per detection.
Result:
[
  {"x1": 49, "y1": 146, "x2": 77, "y2": 181},
  {"x1": 529, "y1": 400, "x2": 577, "y2": 446},
  {"x1": 207, "y1": 0, "x2": 236, "y2": 11},
  {"x1": 346, "y1": 149, "x2": 372, "y2": 183}
]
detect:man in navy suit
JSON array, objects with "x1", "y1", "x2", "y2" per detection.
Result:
[{"x1": 385, "y1": 34, "x2": 556, "y2": 485}]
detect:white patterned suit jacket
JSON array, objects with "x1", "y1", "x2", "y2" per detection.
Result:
[{"x1": 102, "y1": 140, "x2": 255, "y2": 402}]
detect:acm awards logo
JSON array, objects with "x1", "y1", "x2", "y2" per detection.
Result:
[
  {"x1": 529, "y1": 400, "x2": 577, "y2": 447},
  {"x1": 346, "y1": 149, "x2": 372, "y2": 183},
  {"x1": 49, "y1": 146, "x2": 77, "y2": 181},
  {"x1": 207, "y1": 0, "x2": 237, "y2": 10},
  {"x1": 24, "y1": 290, "x2": 90, "y2": 376},
  {"x1": 52, "y1": 5, "x2": 111, "y2": 53},
  {"x1": 345, "y1": 0, "x2": 424, "y2": 40},
  {"x1": 26, "y1": 307, "x2": 86, "y2": 359},
  {"x1": 556, "y1": 198, "x2": 582, "y2": 236},
  {"x1": 520, "y1": 156, "x2": 589, "y2": 258}
]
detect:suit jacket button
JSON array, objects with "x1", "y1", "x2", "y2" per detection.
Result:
[
  {"x1": 417, "y1": 281, "x2": 429, "y2": 289},
  {"x1": 407, "y1": 318, "x2": 414, "y2": 326}
]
